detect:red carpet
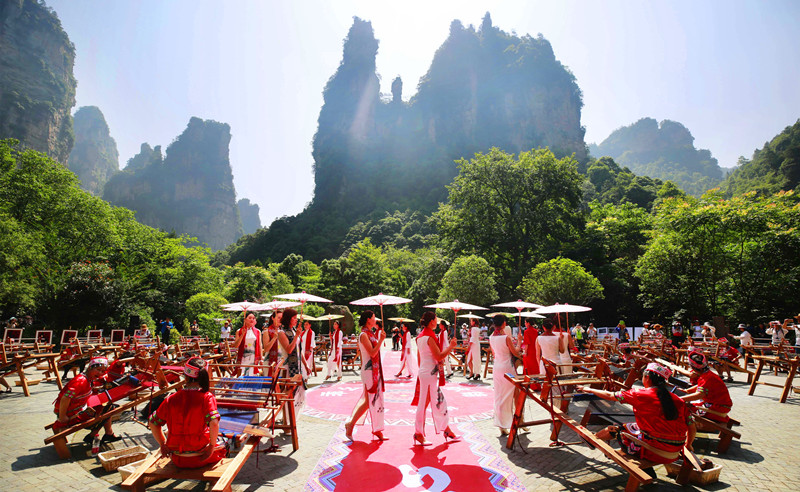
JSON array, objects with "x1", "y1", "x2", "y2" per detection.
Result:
[
  {"x1": 305, "y1": 422, "x2": 526, "y2": 492},
  {"x1": 304, "y1": 349, "x2": 525, "y2": 491},
  {"x1": 304, "y1": 350, "x2": 494, "y2": 425}
]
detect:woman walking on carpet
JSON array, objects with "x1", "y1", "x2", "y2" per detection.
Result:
[
  {"x1": 345, "y1": 310, "x2": 387, "y2": 441},
  {"x1": 412, "y1": 311, "x2": 460, "y2": 446},
  {"x1": 395, "y1": 323, "x2": 416, "y2": 378},
  {"x1": 326, "y1": 320, "x2": 343, "y2": 381}
]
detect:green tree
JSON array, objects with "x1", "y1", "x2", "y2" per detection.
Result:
[
  {"x1": 518, "y1": 257, "x2": 604, "y2": 306},
  {"x1": 438, "y1": 255, "x2": 497, "y2": 306},
  {"x1": 635, "y1": 189, "x2": 800, "y2": 323},
  {"x1": 433, "y1": 148, "x2": 584, "y2": 293}
]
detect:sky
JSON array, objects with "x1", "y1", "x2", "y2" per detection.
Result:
[{"x1": 47, "y1": 0, "x2": 800, "y2": 226}]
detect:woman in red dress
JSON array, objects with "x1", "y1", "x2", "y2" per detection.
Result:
[
  {"x1": 149, "y1": 357, "x2": 226, "y2": 468},
  {"x1": 522, "y1": 318, "x2": 540, "y2": 376},
  {"x1": 578, "y1": 362, "x2": 695, "y2": 463}
]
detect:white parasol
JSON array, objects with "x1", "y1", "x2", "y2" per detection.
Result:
[
  {"x1": 350, "y1": 293, "x2": 412, "y2": 331},
  {"x1": 535, "y1": 303, "x2": 592, "y2": 331},
  {"x1": 273, "y1": 291, "x2": 333, "y2": 317},
  {"x1": 492, "y1": 299, "x2": 545, "y2": 331},
  {"x1": 424, "y1": 299, "x2": 488, "y2": 328}
]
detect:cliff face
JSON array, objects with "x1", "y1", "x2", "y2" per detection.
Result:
[
  {"x1": 590, "y1": 117, "x2": 723, "y2": 196},
  {"x1": 237, "y1": 199, "x2": 261, "y2": 235},
  {"x1": 67, "y1": 106, "x2": 119, "y2": 195},
  {"x1": 0, "y1": 0, "x2": 76, "y2": 162},
  {"x1": 229, "y1": 14, "x2": 587, "y2": 264},
  {"x1": 103, "y1": 117, "x2": 243, "y2": 250}
]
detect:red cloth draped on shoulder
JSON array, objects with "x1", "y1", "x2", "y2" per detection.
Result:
[
  {"x1": 411, "y1": 327, "x2": 445, "y2": 406},
  {"x1": 266, "y1": 324, "x2": 279, "y2": 365},
  {"x1": 304, "y1": 329, "x2": 314, "y2": 355},
  {"x1": 235, "y1": 326, "x2": 262, "y2": 374}
]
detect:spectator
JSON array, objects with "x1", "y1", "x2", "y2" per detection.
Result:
[
  {"x1": 220, "y1": 320, "x2": 231, "y2": 341},
  {"x1": 766, "y1": 320, "x2": 788, "y2": 346},
  {"x1": 701, "y1": 322, "x2": 716, "y2": 342},
  {"x1": 574, "y1": 323, "x2": 586, "y2": 352},
  {"x1": 190, "y1": 320, "x2": 200, "y2": 337},
  {"x1": 586, "y1": 323, "x2": 597, "y2": 341}
]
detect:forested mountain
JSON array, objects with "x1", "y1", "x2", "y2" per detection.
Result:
[
  {"x1": 226, "y1": 14, "x2": 587, "y2": 264},
  {"x1": 237, "y1": 199, "x2": 261, "y2": 235},
  {"x1": 0, "y1": 0, "x2": 76, "y2": 162},
  {"x1": 67, "y1": 106, "x2": 119, "y2": 195},
  {"x1": 589, "y1": 118, "x2": 722, "y2": 197},
  {"x1": 103, "y1": 117, "x2": 244, "y2": 250},
  {"x1": 722, "y1": 119, "x2": 800, "y2": 196}
]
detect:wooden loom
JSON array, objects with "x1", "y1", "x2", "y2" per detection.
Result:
[{"x1": 122, "y1": 367, "x2": 299, "y2": 491}]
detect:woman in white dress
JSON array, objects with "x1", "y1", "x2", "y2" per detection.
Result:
[
  {"x1": 232, "y1": 313, "x2": 261, "y2": 376},
  {"x1": 536, "y1": 319, "x2": 564, "y2": 374},
  {"x1": 300, "y1": 319, "x2": 316, "y2": 380},
  {"x1": 489, "y1": 315, "x2": 522, "y2": 435},
  {"x1": 556, "y1": 321, "x2": 574, "y2": 375},
  {"x1": 466, "y1": 320, "x2": 482, "y2": 380},
  {"x1": 395, "y1": 323, "x2": 416, "y2": 378},
  {"x1": 345, "y1": 311, "x2": 387, "y2": 441},
  {"x1": 438, "y1": 320, "x2": 454, "y2": 378},
  {"x1": 326, "y1": 321, "x2": 343, "y2": 381},
  {"x1": 412, "y1": 311, "x2": 460, "y2": 445}
]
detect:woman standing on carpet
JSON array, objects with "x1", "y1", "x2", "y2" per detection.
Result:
[
  {"x1": 345, "y1": 310, "x2": 387, "y2": 441},
  {"x1": 326, "y1": 320, "x2": 343, "y2": 381},
  {"x1": 489, "y1": 314, "x2": 523, "y2": 436},
  {"x1": 395, "y1": 323, "x2": 416, "y2": 378},
  {"x1": 438, "y1": 319, "x2": 454, "y2": 378},
  {"x1": 412, "y1": 311, "x2": 460, "y2": 445},
  {"x1": 466, "y1": 319, "x2": 482, "y2": 380},
  {"x1": 233, "y1": 312, "x2": 261, "y2": 376}
]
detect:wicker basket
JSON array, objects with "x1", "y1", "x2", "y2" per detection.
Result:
[
  {"x1": 664, "y1": 460, "x2": 723, "y2": 485},
  {"x1": 98, "y1": 445, "x2": 149, "y2": 472},
  {"x1": 117, "y1": 458, "x2": 146, "y2": 481}
]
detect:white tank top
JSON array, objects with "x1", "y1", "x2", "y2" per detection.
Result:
[{"x1": 538, "y1": 334, "x2": 560, "y2": 363}]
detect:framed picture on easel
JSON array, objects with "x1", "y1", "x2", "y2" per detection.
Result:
[
  {"x1": 35, "y1": 330, "x2": 53, "y2": 345},
  {"x1": 60, "y1": 329, "x2": 79, "y2": 346},
  {"x1": 3, "y1": 328, "x2": 23, "y2": 344},
  {"x1": 86, "y1": 329, "x2": 103, "y2": 342},
  {"x1": 110, "y1": 329, "x2": 125, "y2": 344}
]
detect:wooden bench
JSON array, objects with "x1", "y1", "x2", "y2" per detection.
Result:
[{"x1": 121, "y1": 435, "x2": 261, "y2": 492}]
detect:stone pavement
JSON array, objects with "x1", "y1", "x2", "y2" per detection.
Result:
[{"x1": 2, "y1": 348, "x2": 798, "y2": 491}]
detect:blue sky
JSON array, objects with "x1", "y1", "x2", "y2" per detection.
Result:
[{"x1": 47, "y1": 0, "x2": 800, "y2": 225}]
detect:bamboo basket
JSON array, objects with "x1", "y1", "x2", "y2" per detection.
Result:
[
  {"x1": 664, "y1": 460, "x2": 722, "y2": 485},
  {"x1": 98, "y1": 445, "x2": 148, "y2": 472}
]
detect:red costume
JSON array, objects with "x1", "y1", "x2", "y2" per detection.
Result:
[
  {"x1": 523, "y1": 327, "x2": 540, "y2": 375},
  {"x1": 690, "y1": 370, "x2": 732, "y2": 423},
  {"x1": 53, "y1": 374, "x2": 95, "y2": 429},
  {"x1": 150, "y1": 388, "x2": 224, "y2": 468},
  {"x1": 265, "y1": 324, "x2": 279, "y2": 365},
  {"x1": 615, "y1": 387, "x2": 692, "y2": 463}
]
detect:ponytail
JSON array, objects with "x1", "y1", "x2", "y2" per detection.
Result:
[{"x1": 646, "y1": 370, "x2": 678, "y2": 421}]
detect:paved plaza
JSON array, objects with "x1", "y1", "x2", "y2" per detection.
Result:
[{"x1": 2, "y1": 346, "x2": 798, "y2": 491}]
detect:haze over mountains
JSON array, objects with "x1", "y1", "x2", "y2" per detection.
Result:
[{"x1": 1, "y1": 1, "x2": 798, "y2": 257}]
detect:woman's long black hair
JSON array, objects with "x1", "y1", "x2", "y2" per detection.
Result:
[
  {"x1": 186, "y1": 357, "x2": 210, "y2": 393},
  {"x1": 645, "y1": 370, "x2": 678, "y2": 420}
]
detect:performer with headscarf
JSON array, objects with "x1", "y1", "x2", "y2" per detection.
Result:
[
  {"x1": 578, "y1": 362, "x2": 695, "y2": 463},
  {"x1": 682, "y1": 350, "x2": 733, "y2": 430},
  {"x1": 149, "y1": 357, "x2": 226, "y2": 468},
  {"x1": 53, "y1": 357, "x2": 122, "y2": 445}
]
